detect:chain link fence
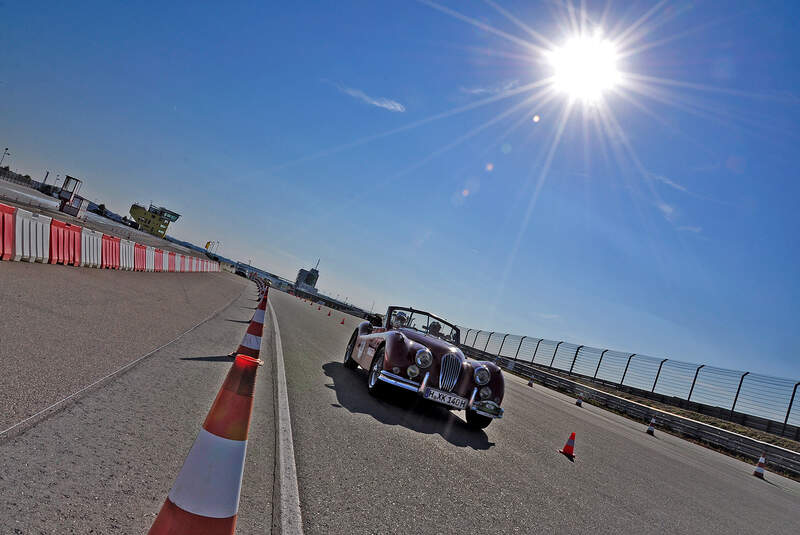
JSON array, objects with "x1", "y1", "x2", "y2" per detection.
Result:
[{"x1": 458, "y1": 328, "x2": 800, "y2": 436}]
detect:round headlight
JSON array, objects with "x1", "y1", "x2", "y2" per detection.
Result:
[
  {"x1": 415, "y1": 348, "x2": 433, "y2": 368},
  {"x1": 407, "y1": 364, "x2": 420, "y2": 379},
  {"x1": 479, "y1": 386, "x2": 492, "y2": 400},
  {"x1": 474, "y1": 366, "x2": 491, "y2": 385}
]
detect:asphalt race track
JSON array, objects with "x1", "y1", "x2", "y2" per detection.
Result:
[
  {"x1": 270, "y1": 290, "x2": 800, "y2": 535},
  {"x1": 1, "y1": 279, "x2": 799, "y2": 533}
]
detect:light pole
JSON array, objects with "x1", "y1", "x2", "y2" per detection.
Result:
[{"x1": 0, "y1": 148, "x2": 9, "y2": 167}]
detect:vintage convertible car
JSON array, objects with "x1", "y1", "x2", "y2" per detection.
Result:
[{"x1": 343, "y1": 306, "x2": 504, "y2": 429}]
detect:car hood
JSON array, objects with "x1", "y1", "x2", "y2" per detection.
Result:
[{"x1": 398, "y1": 328, "x2": 458, "y2": 355}]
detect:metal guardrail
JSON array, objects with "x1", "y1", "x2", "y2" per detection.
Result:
[{"x1": 458, "y1": 327, "x2": 800, "y2": 437}]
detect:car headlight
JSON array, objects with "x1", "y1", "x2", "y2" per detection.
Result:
[
  {"x1": 479, "y1": 386, "x2": 492, "y2": 400},
  {"x1": 474, "y1": 366, "x2": 491, "y2": 385},
  {"x1": 415, "y1": 348, "x2": 433, "y2": 368},
  {"x1": 407, "y1": 364, "x2": 420, "y2": 379}
]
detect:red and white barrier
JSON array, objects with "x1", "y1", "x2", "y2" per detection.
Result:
[
  {"x1": 13, "y1": 207, "x2": 51, "y2": 263},
  {"x1": 102, "y1": 234, "x2": 121, "y2": 269},
  {"x1": 49, "y1": 219, "x2": 81, "y2": 266},
  {"x1": 120, "y1": 239, "x2": 134, "y2": 270},
  {"x1": 0, "y1": 200, "x2": 220, "y2": 276}
]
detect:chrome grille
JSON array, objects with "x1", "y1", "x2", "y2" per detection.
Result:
[{"x1": 438, "y1": 352, "x2": 462, "y2": 392}]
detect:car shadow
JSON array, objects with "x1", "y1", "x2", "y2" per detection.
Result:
[
  {"x1": 225, "y1": 318, "x2": 252, "y2": 324},
  {"x1": 323, "y1": 362, "x2": 494, "y2": 450},
  {"x1": 180, "y1": 355, "x2": 234, "y2": 362}
]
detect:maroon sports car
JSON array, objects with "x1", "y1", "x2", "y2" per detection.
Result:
[{"x1": 343, "y1": 306, "x2": 504, "y2": 429}]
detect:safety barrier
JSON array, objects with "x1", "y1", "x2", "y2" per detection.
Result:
[
  {"x1": 133, "y1": 243, "x2": 146, "y2": 272},
  {"x1": 0, "y1": 201, "x2": 218, "y2": 275},
  {"x1": 13, "y1": 207, "x2": 51, "y2": 263},
  {"x1": 101, "y1": 234, "x2": 120, "y2": 269},
  {"x1": 49, "y1": 219, "x2": 81, "y2": 266},
  {"x1": 0, "y1": 203, "x2": 14, "y2": 260},
  {"x1": 154, "y1": 249, "x2": 163, "y2": 272},
  {"x1": 80, "y1": 228, "x2": 102, "y2": 268},
  {"x1": 120, "y1": 239, "x2": 134, "y2": 270}
]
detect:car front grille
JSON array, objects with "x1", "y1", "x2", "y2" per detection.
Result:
[{"x1": 438, "y1": 352, "x2": 462, "y2": 392}]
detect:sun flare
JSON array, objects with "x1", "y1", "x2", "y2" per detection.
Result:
[{"x1": 548, "y1": 33, "x2": 621, "y2": 103}]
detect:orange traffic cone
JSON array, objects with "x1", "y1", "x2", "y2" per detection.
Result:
[
  {"x1": 340, "y1": 318, "x2": 345, "y2": 325},
  {"x1": 753, "y1": 455, "x2": 766, "y2": 479},
  {"x1": 558, "y1": 432, "x2": 576, "y2": 461},
  {"x1": 575, "y1": 393, "x2": 583, "y2": 407},
  {"x1": 230, "y1": 289, "x2": 268, "y2": 358},
  {"x1": 149, "y1": 354, "x2": 262, "y2": 534},
  {"x1": 327, "y1": 311, "x2": 331, "y2": 317},
  {"x1": 318, "y1": 306, "x2": 321, "y2": 310},
  {"x1": 646, "y1": 417, "x2": 656, "y2": 436},
  {"x1": 527, "y1": 377, "x2": 534, "y2": 387}
]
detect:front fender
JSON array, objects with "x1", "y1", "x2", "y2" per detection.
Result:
[{"x1": 383, "y1": 332, "x2": 424, "y2": 372}]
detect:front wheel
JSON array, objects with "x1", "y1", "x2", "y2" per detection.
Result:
[
  {"x1": 343, "y1": 332, "x2": 358, "y2": 369},
  {"x1": 367, "y1": 347, "x2": 389, "y2": 397},
  {"x1": 466, "y1": 410, "x2": 492, "y2": 430}
]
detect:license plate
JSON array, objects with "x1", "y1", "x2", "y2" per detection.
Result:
[{"x1": 423, "y1": 387, "x2": 468, "y2": 409}]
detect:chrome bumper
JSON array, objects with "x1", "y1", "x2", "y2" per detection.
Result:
[
  {"x1": 377, "y1": 372, "x2": 504, "y2": 418},
  {"x1": 377, "y1": 370, "x2": 421, "y2": 392}
]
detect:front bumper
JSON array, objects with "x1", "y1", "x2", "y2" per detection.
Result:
[{"x1": 376, "y1": 371, "x2": 503, "y2": 419}]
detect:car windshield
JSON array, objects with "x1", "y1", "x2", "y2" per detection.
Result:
[{"x1": 390, "y1": 309, "x2": 459, "y2": 344}]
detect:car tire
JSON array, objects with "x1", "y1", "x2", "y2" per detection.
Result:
[
  {"x1": 466, "y1": 409, "x2": 492, "y2": 430},
  {"x1": 343, "y1": 331, "x2": 358, "y2": 370},
  {"x1": 367, "y1": 347, "x2": 388, "y2": 397}
]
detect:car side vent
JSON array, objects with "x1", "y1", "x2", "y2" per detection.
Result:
[{"x1": 439, "y1": 352, "x2": 462, "y2": 392}]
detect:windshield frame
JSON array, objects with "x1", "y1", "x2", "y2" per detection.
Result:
[{"x1": 385, "y1": 306, "x2": 460, "y2": 345}]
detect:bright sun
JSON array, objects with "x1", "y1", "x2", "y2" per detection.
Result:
[{"x1": 548, "y1": 33, "x2": 621, "y2": 103}]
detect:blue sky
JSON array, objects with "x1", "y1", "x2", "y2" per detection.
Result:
[{"x1": 2, "y1": 1, "x2": 799, "y2": 377}]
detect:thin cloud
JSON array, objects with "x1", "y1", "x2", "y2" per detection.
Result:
[
  {"x1": 656, "y1": 202, "x2": 675, "y2": 221},
  {"x1": 649, "y1": 173, "x2": 688, "y2": 192},
  {"x1": 460, "y1": 79, "x2": 519, "y2": 95},
  {"x1": 331, "y1": 82, "x2": 405, "y2": 112}
]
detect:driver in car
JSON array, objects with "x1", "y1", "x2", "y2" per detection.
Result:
[{"x1": 428, "y1": 321, "x2": 441, "y2": 338}]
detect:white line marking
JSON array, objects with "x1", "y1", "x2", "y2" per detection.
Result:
[{"x1": 269, "y1": 300, "x2": 304, "y2": 534}]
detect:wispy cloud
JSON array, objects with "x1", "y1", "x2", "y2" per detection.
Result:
[
  {"x1": 677, "y1": 225, "x2": 702, "y2": 233},
  {"x1": 656, "y1": 202, "x2": 675, "y2": 221},
  {"x1": 649, "y1": 173, "x2": 687, "y2": 193},
  {"x1": 330, "y1": 81, "x2": 405, "y2": 112},
  {"x1": 460, "y1": 79, "x2": 519, "y2": 96}
]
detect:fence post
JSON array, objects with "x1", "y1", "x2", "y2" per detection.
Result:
[
  {"x1": 783, "y1": 381, "x2": 800, "y2": 434},
  {"x1": 730, "y1": 372, "x2": 750, "y2": 418},
  {"x1": 471, "y1": 330, "x2": 481, "y2": 347},
  {"x1": 531, "y1": 338, "x2": 544, "y2": 363},
  {"x1": 652, "y1": 358, "x2": 668, "y2": 392},
  {"x1": 594, "y1": 349, "x2": 609, "y2": 379},
  {"x1": 568, "y1": 345, "x2": 584, "y2": 375},
  {"x1": 688, "y1": 364, "x2": 705, "y2": 401},
  {"x1": 549, "y1": 341, "x2": 564, "y2": 368},
  {"x1": 514, "y1": 336, "x2": 527, "y2": 360},
  {"x1": 619, "y1": 354, "x2": 636, "y2": 387},
  {"x1": 463, "y1": 329, "x2": 472, "y2": 345},
  {"x1": 497, "y1": 333, "x2": 510, "y2": 357},
  {"x1": 483, "y1": 332, "x2": 494, "y2": 353}
]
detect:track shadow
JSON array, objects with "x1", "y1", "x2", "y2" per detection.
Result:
[
  {"x1": 180, "y1": 355, "x2": 233, "y2": 362},
  {"x1": 226, "y1": 318, "x2": 252, "y2": 324},
  {"x1": 323, "y1": 362, "x2": 494, "y2": 450}
]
